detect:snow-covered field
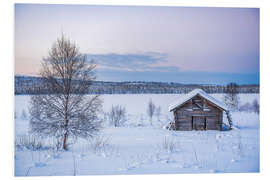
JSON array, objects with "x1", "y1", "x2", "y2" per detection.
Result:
[{"x1": 14, "y1": 94, "x2": 260, "y2": 176}]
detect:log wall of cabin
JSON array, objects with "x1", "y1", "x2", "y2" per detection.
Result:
[{"x1": 173, "y1": 95, "x2": 223, "y2": 131}]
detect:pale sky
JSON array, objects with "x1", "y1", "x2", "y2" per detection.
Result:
[{"x1": 15, "y1": 4, "x2": 259, "y2": 84}]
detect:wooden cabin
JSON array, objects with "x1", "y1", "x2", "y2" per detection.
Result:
[{"x1": 168, "y1": 89, "x2": 228, "y2": 131}]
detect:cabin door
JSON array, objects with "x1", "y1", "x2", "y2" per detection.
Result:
[{"x1": 192, "y1": 116, "x2": 206, "y2": 130}]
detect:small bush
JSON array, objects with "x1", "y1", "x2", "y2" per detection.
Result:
[
  {"x1": 161, "y1": 137, "x2": 176, "y2": 153},
  {"x1": 155, "y1": 106, "x2": 162, "y2": 122},
  {"x1": 52, "y1": 136, "x2": 63, "y2": 151},
  {"x1": 21, "y1": 109, "x2": 28, "y2": 120},
  {"x1": 15, "y1": 135, "x2": 63, "y2": 151},
  {"x1": 108, "y1": 105, "x2": 127, "y2": 127},
  {"x1": 239, "y1": 102, "x2": 252, "y2": 112},
  {"x1": 147, "y1": 99, "x2": 156, "y2": 126},
  {"x1": 238, "y1": 100, "x2": 260, "y2": 114},
  {"x1": 252, "y1": 99, "x2": 260, "y2": 114},
  {"x1": 15, "y1": 135, "x2": 45, "y2": 151},
  {"x1": 14, "y1": 111, "x2": 18, "y2": 119},
  {"x1": 164, "y1": 121, "x2": 176, "y2": 130},
  {"x1": 90, "y1": 135, "x2": 111, "y2": 153}
]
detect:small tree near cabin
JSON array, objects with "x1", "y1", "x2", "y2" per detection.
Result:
[
  {"x1": 29, "y1": 35, "x2": 102, "y2": 150},
  {"x1": 223, "y1": 82, "x2": 240, "y2": 111}
]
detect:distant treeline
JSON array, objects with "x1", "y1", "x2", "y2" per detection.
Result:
[{"x1": 14, "y1": 75, "x2": 259, "y2": 95}]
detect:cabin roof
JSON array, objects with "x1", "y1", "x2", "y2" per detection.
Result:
[{"x1": 168, "y1": 89, "x2": 228, "y2": 112}]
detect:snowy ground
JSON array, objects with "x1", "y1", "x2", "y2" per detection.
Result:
[{"x1": 14, "y1": 94, "x2": 260, "y2": 176}]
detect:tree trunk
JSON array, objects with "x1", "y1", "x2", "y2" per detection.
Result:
[
  {"x1": 63, "y1": 132, "x2": 68, "y2": 150},
  {"x1": 63, "y1": 117, "x2": 69, "y2": 150},
  {"x1": 63, "y1": 95, "x2": 69, "y2": 150}
]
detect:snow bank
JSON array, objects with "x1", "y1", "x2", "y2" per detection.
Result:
[{"x1": 14, "y1": 94, "x2": 259, "y2": 176}]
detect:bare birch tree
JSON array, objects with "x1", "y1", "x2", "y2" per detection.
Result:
[{"x1": 29, "y1": 35, "x2": 102, "y2": 150}]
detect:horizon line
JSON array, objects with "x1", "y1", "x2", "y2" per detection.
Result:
[{"x1": 14, "y1": 74, "x2": 260, "y2": 86}]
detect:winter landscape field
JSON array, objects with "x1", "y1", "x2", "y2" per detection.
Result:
[{"x1": 14, "y1": 93, "x2": 260, "y2": 176}]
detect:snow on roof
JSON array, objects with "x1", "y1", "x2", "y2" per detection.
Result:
[{"x1": 168, "y1": 89, "x2": 228, "y2": 112}]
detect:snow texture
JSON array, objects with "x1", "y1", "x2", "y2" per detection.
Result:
[{"x1": 14, "y1": 94, "x2": 259, "y2": 176}]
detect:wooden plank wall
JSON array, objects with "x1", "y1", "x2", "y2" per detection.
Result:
[{"x1": 173, "y1": 95, "x2": 223, "y2": 131}]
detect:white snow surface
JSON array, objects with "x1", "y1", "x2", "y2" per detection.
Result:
[
  {"x1": 14, "y1": 94, "x2": 259, "y2": 176},
  {"x1": 168, "y1": 89, "x2": 228, "y2": 112}
]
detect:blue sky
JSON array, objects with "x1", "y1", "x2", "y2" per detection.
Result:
[{"x1": 15, "y1": 4, "x2": 259, "y2": 84}]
